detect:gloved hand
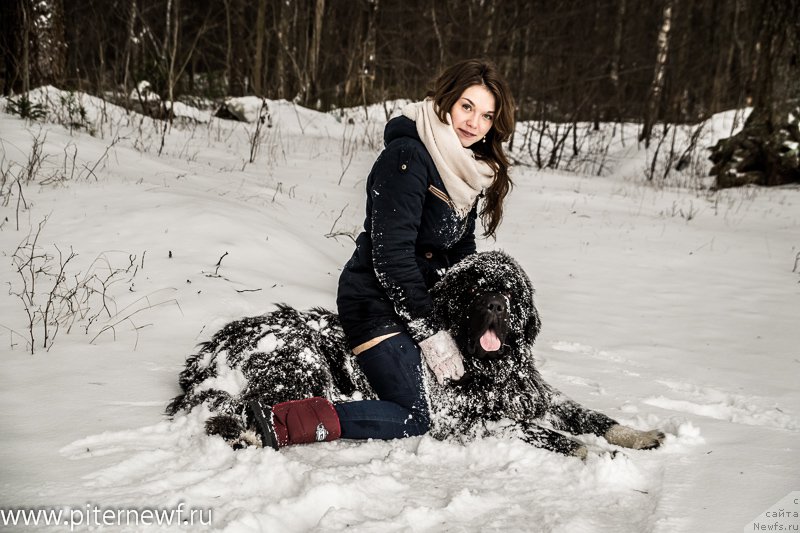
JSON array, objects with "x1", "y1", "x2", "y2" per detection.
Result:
[{"x1": 418, "y1": 330, "x2": 465, "y2": 385}]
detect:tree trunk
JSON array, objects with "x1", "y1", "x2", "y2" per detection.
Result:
[
  {"x1": 709, "y1": 0, "x2": 800, "y2": 189},
  {"x1": 1, "y1": 0, "x2": 26, "y2": 94},
  {"x1": 756, "y1": 0, "x2": 799, "y2": 125},
  {"x1": 47, "y1": 0, "x2": 66, "y2": 87},
  {"x1": 360, "y1": 0, "x2": 378, "y2": 110},
  {"x1": 123, "y1": 0, "x2": 138, "y2": 103},
  {"x1": 224, "y1": 0, "x2": 247, "y2": 96},
  {"x1": 21, "y1": 0, "x2": 31, "y2": 92},
  {"x1": 481, "y1": 0, "x2": 496, "y2": 56},
  {"x1": 274, "y1": 0, "x2": 291, "y2": 99},
  {"x1": 253, "y1": 0, "x2": 267, "y2": 96},
  {"x1": 166, "y1": 0, "x2": 180, "y2": 105},
  {"x1": 609, "y1": 0, "x2": 626, "y2": 92},
  {"x1": 163, "y1": 0, "x2": 172, "y2": 65},
  {"x1": 430, "y1": 3, "x2": 444, "y2": 71},
  {"x1": 708, "y1": 0, "x2": 738, "y2": 118},
  {"x1": 641, "y1": 0, "x2": 674, "y2": 145},
  {"x1": 343, "y1": 2, "x2": 366, "y2": 104},
  {"x1": 307, "y1": 0, "x2": 325, "y2": 105}
]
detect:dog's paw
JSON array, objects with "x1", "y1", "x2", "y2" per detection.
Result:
[
  {"x1": 604, "y1": 424, "x2": 665, "y2": 450},
  {"x1": 205, "y1": 415, "x2": 244, "y2": 438},
  {"x1": 573, "y1": 445, "x2": 589, "y2": 460},
  {"x1": 235, "y1": 429, "x2": 263, "y2": 450},
  {"x1": 574, "y1": 445, "x2": 625, "y2": 461},
  {"x1": 205, "y1": 415, "x2": 261, "y2": 450}
]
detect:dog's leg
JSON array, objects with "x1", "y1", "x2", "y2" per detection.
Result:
[
  {"x1": 547, "y1": 395, "x2": 619, "y2": 439},
  {"x1": 604, "y1": 425, "x2": 665, "y2": 450},
  {"x1": 518, "y1": 423, "x2": 587, "y2": 458},
  {"x1": 547, "y1": 393, "x2": 665, "y2": 451}
]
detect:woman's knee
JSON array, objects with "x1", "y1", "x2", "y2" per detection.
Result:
[
  {"x1": 406, "y1": 415, "x2": 430, "y2": 437},
  {"x1": 406, "y1": 399, "x2": 431, "y2": 436},
  {"x1": 356, "y1": 334, "x2": 426, "y2": 405}
]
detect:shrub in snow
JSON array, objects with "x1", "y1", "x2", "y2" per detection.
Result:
[{"x1": 6, "y1": 94, "x2": 48, "y2": 121}]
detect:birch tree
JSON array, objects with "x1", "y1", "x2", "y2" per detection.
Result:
[{"x1": 641, "y1": 0, "x2": 674, "y2": 145}]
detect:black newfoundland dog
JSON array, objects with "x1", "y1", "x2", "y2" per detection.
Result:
[{"x1": 167, "y1": 251, "x2": 663, "y2": 458}]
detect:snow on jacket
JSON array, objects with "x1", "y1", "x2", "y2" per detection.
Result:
[{"x1": 337, "y1": 115, "x2": 479, "y2": 349}]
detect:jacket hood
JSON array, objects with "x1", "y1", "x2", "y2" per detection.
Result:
[{"x1": 384, "y1": 115, "x2": 421, "y2": 146}]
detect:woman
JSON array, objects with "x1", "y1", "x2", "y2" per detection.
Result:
[{"x1": 250, "y1": 59, "x2": 515, "y2": 449}]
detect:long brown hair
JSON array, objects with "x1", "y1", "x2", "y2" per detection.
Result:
[{"x1": 428, "y1": 59, "x2": 515, "y2": 238}]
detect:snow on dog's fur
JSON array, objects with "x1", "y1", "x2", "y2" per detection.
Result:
[{"x1": 166, "y1": 251, "x2": 664, "y2": 456}]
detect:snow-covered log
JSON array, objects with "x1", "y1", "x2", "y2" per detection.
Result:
[{"x1": 709, "y1": 104, "x2": 800, "y2": 188}]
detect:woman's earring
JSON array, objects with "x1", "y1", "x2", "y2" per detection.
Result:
[{"x1": 482, "y1": 136, "x2": 486, "y2": 143}]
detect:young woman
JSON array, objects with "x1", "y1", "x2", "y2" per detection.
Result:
[{"x1": 250, "y1": 59, "x2": 516, "y2": 449}]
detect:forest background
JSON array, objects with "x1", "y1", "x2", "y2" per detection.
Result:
[{"x1": 1, "y1": 0, "x2": 799, "y2": 189}]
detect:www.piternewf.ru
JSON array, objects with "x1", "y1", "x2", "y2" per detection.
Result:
[{"x1": 1, "y1": 503, "x2": 212, "y2": 530}]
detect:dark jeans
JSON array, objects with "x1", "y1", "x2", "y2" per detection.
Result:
[{"x1": 334, "y1": 333, "x2": 431, "y2": 440}]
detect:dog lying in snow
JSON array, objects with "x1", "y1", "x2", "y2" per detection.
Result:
[{"x1": 166, "y1": 251, "x2": 664, "y2": 457}]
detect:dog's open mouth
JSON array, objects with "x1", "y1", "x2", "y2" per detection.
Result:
[
  {"x1": 465, "y1": 292, "x2": 510, "y2": 358},
  {"x1": 479, "y1": 328, "x2": 502, "y2": 352}
]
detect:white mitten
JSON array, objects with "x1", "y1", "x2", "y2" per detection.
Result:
[{"x1": 418, "y1": 330, "x2": 465, "y2": 385}]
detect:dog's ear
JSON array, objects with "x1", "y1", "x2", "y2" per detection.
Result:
[
  {"x1": 515, "y1": 268, "x2": 541, "y2": 346},
  {"x1": 523, "y1": 305, "x2": 542, "y2": 345}
]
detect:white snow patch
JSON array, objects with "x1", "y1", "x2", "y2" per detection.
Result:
[
  {"x1": 194, "y1": 355, "x2": 247, "y2": 397},
  {"x1": 256, "y1": 333, "x2": 281, "y2": 354}
]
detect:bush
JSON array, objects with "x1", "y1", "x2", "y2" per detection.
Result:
[
  {"x1": 58, "y1": 91, "x2": 90, "y2": 133},
  {"x1": 6, "y1": 95, "x2": 47, "y2": 121}
]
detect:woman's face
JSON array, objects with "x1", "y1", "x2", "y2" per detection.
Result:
[{"x1": 449, "y1": 84, "x2": 496, "y2": 148}]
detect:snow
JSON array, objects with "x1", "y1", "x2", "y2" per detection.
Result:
[
  {"x1": 131, "y1": 81, "x2": 160, "y2": 103},
  {"x1": 0, "y1": 90, "x2": 798, "y2": 532}
]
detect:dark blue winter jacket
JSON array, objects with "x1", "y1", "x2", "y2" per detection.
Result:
[{"x1": 337, "y1": 115, "x2": 478, "y2": 348}]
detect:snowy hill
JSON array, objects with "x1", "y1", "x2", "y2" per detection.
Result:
[{"x1": 0, "y1": 90, "x2": 798, "y2": 532}]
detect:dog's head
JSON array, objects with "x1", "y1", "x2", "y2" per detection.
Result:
[{"x1": 431, "y1": 251, "x2": 542, "y2": 360}]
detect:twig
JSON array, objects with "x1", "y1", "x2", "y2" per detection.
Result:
[
  {"x1": 325, "y1": 231, "x2": 357, "y2": 244},
  {"x1": 326, "y1": 204, "x2": 348, "y2": 235},
  {"x1": 0, "y1": 323, "x2": 27, "y2": 351},
  {"x1": 90, "y1": 291, "x2": 181, "y2": 345},
  {"x1": 15, "y1": 179, "x2": 27, "y2": 230},
  {"x1": 325, "y1": 204, "x2": 356, "y2": 243},
  {"x1": 79, "y1": 134, "x2": 121, "y2": 181},
  {"x1": 214, "y1": 252, "x2": 228, "y2": 276}
]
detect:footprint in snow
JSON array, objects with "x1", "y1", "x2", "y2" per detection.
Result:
[{"x1": 643, "y1": 380, "x2": 798, "y2": 431}]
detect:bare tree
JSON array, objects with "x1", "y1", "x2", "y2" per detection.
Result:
[
  {"x1": 252, "y1": 0, "x2": 268, "y2": 96},
  {"x1": 360, "y1": 0, "x2": 378, "y2": 111},
  {"x1": 165, "y1": 0, "x2": 180, "y2": 106},
  {"x1": 609, "y1": 0, "x2": 626, "y2": 119},
  {"x1": 224, "y1": 0, "x2": 248, "y2": 96},
  {"x1": 307, "y1": 0, "x2": 325, "y2": 104},
  {"x1": 709, "y1": 0, "x2": 800, "y2": 188},
  {"x1": 641, "y1": 0, "x2": 674, "y2": 145},
  {"x1": 122, "y1": 0, "x2": 138, "y2": 104},
  {"x1": 0, "y1": 0, "x2": 27, "y2": 94},
  {"x1": 6, "y1": 0, "x2": 796, "y2": 193}
]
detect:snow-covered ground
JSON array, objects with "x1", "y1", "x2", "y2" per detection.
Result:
[{"x1": 0, "y1": 90, "x2": 797, "y2": 532}]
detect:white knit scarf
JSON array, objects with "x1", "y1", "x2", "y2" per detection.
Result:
[{"x1": 402, "y1": 99, "x2": 495, "y2": 217}]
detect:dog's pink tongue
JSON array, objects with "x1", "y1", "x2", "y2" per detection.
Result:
[{"x1": 480, "y1": 329, "x2": 501, "y2": 352}]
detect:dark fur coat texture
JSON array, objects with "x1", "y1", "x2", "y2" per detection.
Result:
[{"x1": 167, "y1": 251, "x2": 663, "y2": 456}]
